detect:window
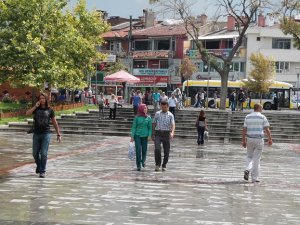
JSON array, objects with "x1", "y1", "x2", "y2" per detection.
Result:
[
  {"x1": 240, "y1": 62, "x2": 245, "y2": 72},
  {"x1": 275, "y1": 61, "x2": 290, "y2": 73},
  {"x1": 205, "y1": 40, "x2": 219, "y2": 49},
  {"x1": 272, "y1": 38, "x2": 291, "y2": 49},
  {"x1": 134, "y1": 40, "x2": 151, "y2": 50},
  {"x1": 154, "y1": 39, "x2": 170, "y2": 50},
  {"x1": 172, "y1": 38, "x2": 176, "y2": 51},
  {"x1": 133, "y1": 60, "x2": 147, "y2": 68},
  {"x1": 109, "y1": 41, "x2": 121, "y2": 51},
  {"x1": 256, "y1": 37, "x2": 261, "y2": 41},
  {"x1": 233, "y1": 62, "x2": 240, "y2": 72},
  {"x1": 159, "y1": 60, "x2": 169, "y2": 69}
]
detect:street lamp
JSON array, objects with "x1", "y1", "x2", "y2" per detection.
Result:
[
  {"x1": 152, "y1": 64, "x2": 159, "y2": 92},
  {"x1": 296, "y1": 67, "x2": 300, "y2": 110},
  {"x1": 204, "y1": 61, "x2": 211, "y2": 109}
]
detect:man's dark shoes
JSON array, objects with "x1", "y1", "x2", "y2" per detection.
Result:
[
  {"x1": 35, "y1": 167, "x2": 40, "y2": 174},
  {"x1": 244, "y1": 170, "x2": 249, "y2": 181},
  {"x1": 39, "y1": 173, "x2": 45, "y2": 178},
  {"x1": 137, "y1": 168, "x2": 141, "y2": 171}
]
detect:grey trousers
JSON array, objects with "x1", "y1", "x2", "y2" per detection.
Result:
[
  {"x1": 245, "y1": 138, "x2": 263, "y2": 182},
  {"x1": 154, "y1": 131, "x2": 170, "y2": 167}
]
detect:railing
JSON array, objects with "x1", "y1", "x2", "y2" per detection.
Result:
[
  {"x1": 98, "y1": 49, "x2": 127, "y2": 57},
  {"x1": 188, "y1": 49, "x2": 233, "y2": 59},
  {"x1": 131, "y1": 50, "x2": 174, "y2": 59}
]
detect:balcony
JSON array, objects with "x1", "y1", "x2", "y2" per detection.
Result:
[
  {"x1": 98, "y1": 49, "x2": 127, "y2": 58},
  {"x1": 188, "y1": 49, "x2": 233, "y2": 59},
  {"x1": 131, "y1": 50, "x2": 174, "y2": 59}
]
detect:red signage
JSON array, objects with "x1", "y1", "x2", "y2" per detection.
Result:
[{"x1": 137, "y1": 76, "x2": 169, "y2": 84}]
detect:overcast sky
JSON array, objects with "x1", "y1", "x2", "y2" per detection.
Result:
[{"x1": 68, "y1": 0, "x2": 217, "y2": 19}]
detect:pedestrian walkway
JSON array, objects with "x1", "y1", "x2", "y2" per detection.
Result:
[{"x1": 0, "y1": 132, "x2": 299, "y2": 225}]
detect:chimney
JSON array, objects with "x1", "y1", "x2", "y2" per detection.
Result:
[
  {"x1": 143, "y1": 9, "x2": 156, "y2": 28},
  {"x1": 258, "y1": 13, "x2": 265, "y2": 27},
  {"x1": 227, "y1": 15, "x2": 236, "y2": 31},
  {"x1": 199, "y1": 14, "x2": 208, "y2": 25}
]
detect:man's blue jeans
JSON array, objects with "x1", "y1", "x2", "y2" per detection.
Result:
[
  {"x1": 33, "y1": 133, "x2": 51, "y2": 173},
  {"x1": 231, "y1": 100, "x2": 237, "y2": 111}
]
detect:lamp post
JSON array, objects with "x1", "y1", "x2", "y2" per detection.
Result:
[
  {"x1": 152, "y1": 64, "x2": 159, "y2": 92},
  {"x1": 204, "y1": 61, "x2": 210, "y2": 109},
  {"x1": 296, "y1": 67, "x2": 300, "y2": 110}
]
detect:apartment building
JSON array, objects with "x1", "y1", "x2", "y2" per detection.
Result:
[{"x1": 246, "y1": 14, "x2": 300, "y2": 87}]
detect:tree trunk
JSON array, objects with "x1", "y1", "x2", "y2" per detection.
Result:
[
  {"x1": 260, "y1": 92, "x2": 262, "y2": 104},
  {"x1": 187, "y1": 79, "x2": 189, "y2": 98},
  {"x1": 220, "y1": 72, "x2": 229, "y2": 110}
]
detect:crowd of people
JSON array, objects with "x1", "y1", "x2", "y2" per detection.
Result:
[{"x1": 25, "y1": 88, "x2": 273, "y2": 184}]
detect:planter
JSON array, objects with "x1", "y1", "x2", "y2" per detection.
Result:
[{"x1": 0, "y1": 102, "x2": 85, "y2": 119}]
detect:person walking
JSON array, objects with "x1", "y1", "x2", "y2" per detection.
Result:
[
  {"x1": 195, "y1": 110, "x2": 208, "y2": 145},
  {"x1": 152, "y1": 101, "x2": 175, "y2": 172},
  {"x1": 109, "y1": 94, "x2": 118, "y2": 120},
  {"x1": 194, "y1": 91, "x2": 202, "y2": 108},
  {"x1": 160, "y1": 92, "x2": 168, "y2": 103},
  {"x1": 132, "y1": 90, "x2": 141, "y2": 115},
  {"x1": 26, "y1": 93, "x2": 61, "y2": 178},
  {"x1": 168, "y1": 93, "x2": 178, "y2": 119},
  {"x1": 152, "y1": 90, "x2": 160, "y2": 114},
  {"x1": 98, "y1": 92, "x2": 106, "y2": 119},
  {"x1": 130, "y1": 104, "x2": 152, "y2": 171},
  {"x1": 237, "y1": 90, "x2": 246, "y2": 111},
  {"x1": 242, "y1": 103, "x2": 272, "y2": 183},
  {"x1": 230, "y1": 90, "x2": 237, "y2": 111}
]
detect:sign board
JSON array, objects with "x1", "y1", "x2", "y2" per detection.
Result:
[
  {"x1": 128, "y1": 83, "x2": 167, "y2": 87},
  {"x1": 133, "y1": 69, "x2": 169, "y2": 76},
  {"x1": 103, "y1": 55, "x2": 116, "y2": 63},
  {"x1": 137, "y1": 76, "x2": 169, "y2": 84},
  {"x1": 170, "y1": 76, "x2": 182, "y2": 84}
]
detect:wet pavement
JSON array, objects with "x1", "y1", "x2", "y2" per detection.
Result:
[{"x1": 0, "y1": 132, "x2": 300, "y2": 225}]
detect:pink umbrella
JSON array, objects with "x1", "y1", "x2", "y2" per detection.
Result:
[{"x1": 104, "y1": 70, "x2": 140, "y2": 83}]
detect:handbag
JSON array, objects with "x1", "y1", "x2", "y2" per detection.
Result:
[
  {"x1": 27, "y1": 120, "x2": 35, "y2": 134},
  {"x1": 128, "y1": 141, "x2": 135, "y2": 161},
  {"x1": 204, "y1": 131, "x2": 209, "y2": 141}
]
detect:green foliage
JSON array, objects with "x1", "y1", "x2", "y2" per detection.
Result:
[
  {"x1": 281, "y1": 0, "x2": 300, "y2": 49},
  {"x1": 2, "y1": 95, "x2": 17, "y2": 104},
  {"x1": 243, "y1": 53, "x2": 275, "y2": 97},
  {"x1": 281, "y1": 18, "x2": 300, "y2": 50},
  {"x1": 0, "y1": 0, "x2": 110, "y2": 90},
  {"x1": 105, "y1": 60, "x2": 127, "y2": 75},
  {"x1": 180, "y1": 57, "x2": 197, "y2": 80}
]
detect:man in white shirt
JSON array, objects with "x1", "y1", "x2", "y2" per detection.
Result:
[
  {"x1": 242, "y1": 103, "x2": 272, "y2": 183},
  {"x1": 168, "y1": 93, "x2": 178, "y2": 119},
  {"x1": 152, "y1": 101, "x2": 175, "y2": 172}
]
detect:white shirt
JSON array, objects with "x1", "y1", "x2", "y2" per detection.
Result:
[{"x1": 168, "y1": 97, "x2": 178, "y2": 107}]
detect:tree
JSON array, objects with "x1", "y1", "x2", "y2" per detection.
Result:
[
  {"x1": 243, "y1": 53, "x2": 275, "y2": 103},
  {"x1": 0, "y1": 0, "x2": 109, "y2": 91},
  {"x1": 155, "y1": 0, "x2": 270, "y2": 109},
  {"x1": 104, "y1": 60, "x2": 127, "y2": 75},
  {"x1": 180, "y1": 56, "x2": 197, "y2": 97},
  {"x1": 281, "y1": 0, "x2": 300, "y2": 49}
]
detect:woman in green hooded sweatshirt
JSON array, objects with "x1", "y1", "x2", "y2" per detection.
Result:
[{"x1": 131, "y1": 104, "x2": 152, "y2": 171}]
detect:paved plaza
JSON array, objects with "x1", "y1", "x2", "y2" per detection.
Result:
[{"x1": 0, "y1": 132, "x2": 299, "y2": 225}]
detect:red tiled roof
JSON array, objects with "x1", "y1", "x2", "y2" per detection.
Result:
[
  {"x1": 101, "y1": 29, "x2": 129, "y2": 38},
  {"x1": 132, "y1": 24, "x2": 187, "y2": 37}
]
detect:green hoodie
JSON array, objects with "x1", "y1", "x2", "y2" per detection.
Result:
[{"x1": 131, "y1": 116, "x2": 152, "y2": 138}]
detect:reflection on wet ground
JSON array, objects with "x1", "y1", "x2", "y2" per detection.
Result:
[{"x1": 0, "y1": 132, "x2": 299, "y2": 225}]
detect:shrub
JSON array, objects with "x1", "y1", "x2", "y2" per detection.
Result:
[
  {"x1": 19, "y1": 98, "x2": 29, "y2": 105},
  {"x1": 2, "y1": 95, "x2": 17, "y2": 103}
]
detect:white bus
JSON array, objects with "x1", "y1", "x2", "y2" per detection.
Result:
[{"x1": 182, "y1": 79, "x2": 293, "y2": 110}]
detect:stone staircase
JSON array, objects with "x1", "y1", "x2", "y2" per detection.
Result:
[{"x1": 1, "y1": 107, "x2": 300, "y2": 143}]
